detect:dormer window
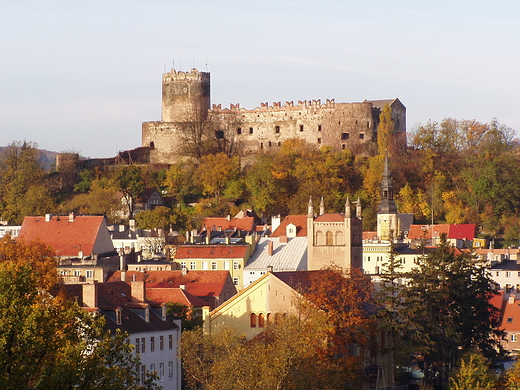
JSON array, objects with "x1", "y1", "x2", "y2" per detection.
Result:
[
  {"x1": 162, "y1": 306, "x2": 167, "y2": 321},
  {"x1": 116, "y1": 308, "x2": 122, "y2": 325},
  {"x1": 145, "y1": 307, "x2": 150, "y2": 323}
]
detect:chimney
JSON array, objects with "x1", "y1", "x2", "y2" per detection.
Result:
[
  {"x1": 225, "y1": 236, "x2": 231, "y2": 245},
  {"x1": 205, "y1": 235, "x2": 210, "y2": 245},
  {"x1": 68, "y1": 212, "x2": 75, "y2": 222},
  {"x1": 268, "y1": 241, "x2": 274, "y2": 256},
  {"x1": 45, "y1": 214, "x2": 52, "y2": 222},
  {"x1": 181, "y1": 265, "x2": 187, "y2": 276},
  {"x1": 130, "y1": 280, "x2": 146, "y2": 302},
  {"x1": 267, "y1": 265, "x2": 273, "y2": 273},
  {"x1": 78, "y1": 250, "x2": 84, "y2": 259},
  {"x1": 227, "y1": 215, "x2": 231, "y2": 221},
  {"x1": 82, "y1": 282, "x2": 98, "y2": 308},
  {"x1": 180, "y1": 284, "x2": 186, "y2": 290},
  {"x1": 121, "y1": 270, "x2": 126, "y2": 282},
  {"x1": 129, "y1": 219, "x2": 136, "y2": 231},
  {"x1": 509, "y1": 294, "x2": 516, "y2": 304}
]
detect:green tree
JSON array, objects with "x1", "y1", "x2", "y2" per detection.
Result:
[
  {"x1": 0, "y1": 262, "x2": 158, "y2": 390},
  {"x1": 396, "y1": 235, "x2": 503, "y2": 386},
  {"x1": 449, "y1": 353, "x2": 495, "y2": 390},
  {"x1": 135, "y1": 206, "x2": 172, "y2": 230}
]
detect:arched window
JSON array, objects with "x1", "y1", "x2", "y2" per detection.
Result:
[
  {"x1": 335, "y1": 231, "x2": 344, "y2": 245},
  {"x1": 266, "y1": 313, "x2": 271, "y2": 324},
  {"x1": 250, "y1": 313, "x2": 257, "y2": 328},
  {"x1": 315, "y1": 230, "x2": 325, "y2": 246},
  {"x1": 326, "y1": 231, "x2": 333, "y2": 246},
  {"x1": 258, "y1": 313, "x2": 265, "y2": 328}
]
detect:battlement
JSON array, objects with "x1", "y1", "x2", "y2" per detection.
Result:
[
  {"x1": 211, "y1": 98, "x2": 336, "y2": 112},
  {"x1": 162, "y1": 68, "x2": 208, "y2": 83}
]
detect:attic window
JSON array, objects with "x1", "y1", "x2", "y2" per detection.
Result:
[
  {"x1": 508, "y1": 317, "x2": 513, "y2": 323},
  {"x1": 116, "y1": 309, "x2": 122, "y2": 325}
]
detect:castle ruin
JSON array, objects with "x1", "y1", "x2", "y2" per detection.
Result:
[{"x1": 142, "y1": 68, "x2": 406, "y2": 164}]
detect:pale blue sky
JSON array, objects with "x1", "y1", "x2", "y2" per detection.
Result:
[{"x1": 1, "y1": 0, "x2": 518, "y2": 157}]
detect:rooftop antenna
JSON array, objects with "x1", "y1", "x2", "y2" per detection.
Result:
[{"x1": 206, "y1": 58, "x2": 208, "y2": 71}]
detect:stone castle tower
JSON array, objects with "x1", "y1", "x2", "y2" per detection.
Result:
[
  {"x1": 306, "y1": 197, "x2": 363, "y2": 270},
  {"x1": 161, "y1": 68, "x2": 210, "y2": 122},
  {"x1": 143, "y1": 68, "x2": 406, "y2": 164}
]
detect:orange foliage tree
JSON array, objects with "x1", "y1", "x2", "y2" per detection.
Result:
[{"x1": 0, "y1": 236, "x2": 57, "y2": 290}]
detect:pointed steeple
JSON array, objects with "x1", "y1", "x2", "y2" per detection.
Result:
[
  {"x1": 356, "y1": 197, "x2": 362, "y2": 219},
  {"x1": 307, "y1": 196, "x2": 314, "y2": 218},
  {"x1": 378, "y1": 151, "x2": 398, "y2": 214},
  {"x1": 319, "y1": 197, "x2": 325, "y2": 216},
  {"x1": 345, "y1": 196, "x2": 351, "y2": 218}
]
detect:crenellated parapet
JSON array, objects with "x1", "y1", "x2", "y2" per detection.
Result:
[
  {"x1": 162, "y1": 68, "x2": 207, "y2": 83},
  {"x1": 211, "y1": 98, "x2": 336, "y2": 113}
]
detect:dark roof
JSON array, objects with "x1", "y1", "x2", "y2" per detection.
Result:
[
  {"x1": 491, "y1": 260, "x2": 520, "y2": 271},
  {"x1": 61, "y1": 282, "x2": 178, "y2": 334}
]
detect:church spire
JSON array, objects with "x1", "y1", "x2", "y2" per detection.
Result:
[
  {"x1": 345, "y1": 196, "x2": 351, "y2": 218},
  {"x1": 307, "y1": 196, "x2": 314, "y2": 218},
  {"x1": 356, "y1": 197, "x2": 362, "y2": 219},
  {"x1": 378, "y1": 151, "x2": 398, "y2": 214}
]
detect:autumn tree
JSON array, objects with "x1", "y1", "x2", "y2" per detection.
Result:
[
  {"x1": 449, "y1": 353, "x2": 495, "y2": 390},
  {"x1": 114, "y1": 165, "x2": 147, "y2": 219},
  {"x1": 0, "y1": 141, "x2": 52, "y2": 224},
  {"x1": 377, "y1": 104, "x2": 393, "y2": 155},
  {"x1": 135, "y1": 205, "x2": 172, "y2": 230},
  {"x1": 0, "y1": 261, "x2": 158, "y2": 390},
  {"x1": 194, "y1": 153, "x2": 240, "y2": 200}
]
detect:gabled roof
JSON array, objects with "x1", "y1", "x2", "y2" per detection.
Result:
[
  {"x1": 271, "y1": 215, "x2": 307, "y2": 237},
  {"x1": 174, "y1": 245, "x2": 249, "y2": 259},
  {"x1": 18, "y1": 215, "x2": 114, "y2": 257},
  {"x1": 407, "y1": 224, "x2": 475, "y2": 240},
  {"x1": 146, "y1": 288, "x2": 208, "y2": 307},
  {"x1": 245, "y1": 237, "x2": 307, "y2": 271},
  {"x1": 202, "y1": 216, "x2": 255, "y2": 232},
  {"x1": 314, "y1": 213, "x2": 345, "y2": 223},
  {"x1": 107, "y1": 270, "x2": 234, "y2": 298}
]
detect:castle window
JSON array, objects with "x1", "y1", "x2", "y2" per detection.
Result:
[
  {"x1": 299, "y1": 125, "x2": 304, "y2": 132},
  {"x1": 317, "y1": 138, "x2": 321, "y2": 144},
  {"x1": 341, "y1": 133, "x2": 349, "y2": 140},
  {"x1": 367, "y1": 121, "x2": 370, "y2": 128},
  {"x1": 359, "y1": 133, "x2": 365, "y2": 140},
  {"x1": 318, "y1": 125, "x2": 322, "y2": 131},
  {"x1": 260, "y1": 142, "x2": 263, "y2": 149},
  {"x1": 237, "y1": 127, "x2": 242, "y2": 135},
  {"x1": 275, "y1": 125, "x2": 280, "y2": 133},
  {"x1": 278, "y1": 142, "x2": 281, "y2": 147},
  {"x1": 250, "y1": 313, "x2": 257, "y2": 327},
  {"x1": 149, "y1": 141, "x2": 155, "y2": 148},
  {"x1": 342, "y1": 144, "x2": 346, "y2": 149},
  {"x1": 355, "y1": 120, "x2": 358, "y2": 124},
  {"x1": 268, "y1": 141, "x2": 272, "y2": 147},
  {"x1": 215, "y1": 130, "x2": 224, "y2": 139},
  {"x1": 249, "y1": 127, "x2": 253, "y2": 134}
]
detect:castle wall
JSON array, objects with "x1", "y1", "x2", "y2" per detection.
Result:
[{"x1": 142, "y1": 68, "x2": 406, "y2": 165}]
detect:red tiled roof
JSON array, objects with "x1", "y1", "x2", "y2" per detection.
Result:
[
  {"x1": 314, "y1": 213, "x2": 345, "y2": 222},
  {"x1": 407, "y1": 224, "x2": 475, "y2": 240},
  {"x1": 271, "y1": 215, "x2": 308, "y2": 237},
  {"x1": 146, "y1": 288, "x2": 208, "y2": 307},
  {"x1": 363, "y1": 231, "x2": 378, "y2": 240},
  {"x1": 501, "y1": 296, "x2": 520, "y2": 332},
  {"x1": 202, "y1": 216, "x2": 255, "y2": 232},
  {"x1": 107, "y1": 270, "x2": 233, "y2": 298},
  {"x1": 174, "y1": 245, "x2": 249, "y2": 259},
  {"x1": 18, "y1": 215, "x2": 113, "y2": 257}
]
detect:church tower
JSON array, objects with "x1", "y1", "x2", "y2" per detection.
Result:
[
  {"x1": 307, "y1": 196, "x2": 363, "y2": 270},
  {"x1": 377, "y1": 153, "x2": 399, "y2": 241},
  {"x1": 161, "y1": 68, "x2": 210, "y2": 122}
]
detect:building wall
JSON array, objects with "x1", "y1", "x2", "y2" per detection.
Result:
[
  {"x1": 206, "y1": 273, "x2": 300, "y2": 340},
  {"x1": 132, "y1": 327, "x2": 182, "y2": 390}
]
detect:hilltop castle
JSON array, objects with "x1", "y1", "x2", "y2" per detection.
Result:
[{"x1": 142, "y1": 68, "x2": 407, "y2": 164}]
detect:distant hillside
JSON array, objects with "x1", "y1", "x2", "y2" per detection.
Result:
[{"x1": 0, "y1": 146, "x2": 59, "y2": 171}]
